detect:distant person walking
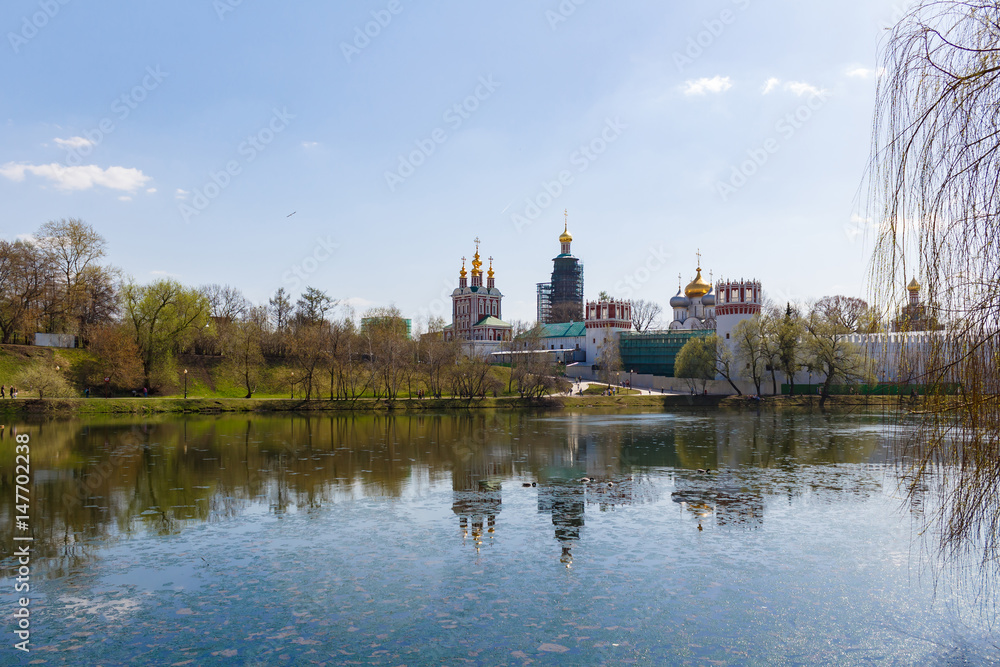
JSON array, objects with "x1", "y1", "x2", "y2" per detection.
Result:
[
  {"x1": 143, "y1": 387, "x2": 148, "y2": 398},
  {"x1": 1, "y1": 386, "x2": 5, "y2": 399},
  {"x1": 85, "y1": 387, "x2": 90, "y2": 398}
]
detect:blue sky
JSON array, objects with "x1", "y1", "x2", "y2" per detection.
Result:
[{"x1": 1, "y1": 0, "x2": 906, "y2": 326}]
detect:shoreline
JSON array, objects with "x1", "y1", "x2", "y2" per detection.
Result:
[{"x1": 0, "y1": 394, "x2": 914, "y2": 415}]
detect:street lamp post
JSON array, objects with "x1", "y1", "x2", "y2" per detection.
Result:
[
  {"x1": 290, "y1": 372, "x2": 295, "y2": 399},
  {"x1": 183, "y1": 369, "x2": 188, "y2": 399}
]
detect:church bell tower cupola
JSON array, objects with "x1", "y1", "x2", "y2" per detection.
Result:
[{"x1": 559, "y1": 210, "x2": 573, "y2": 255}]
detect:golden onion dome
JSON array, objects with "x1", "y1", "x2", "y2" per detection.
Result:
[
  {"x1": 559, "y1": 222, "x2": 573, "y2": 244},
  {"x1": 684, "y1": 268, "x2": 711, "y2": 298},
  {"x1": 906, "y1": 277, "x2": 921, "y2": 293}
]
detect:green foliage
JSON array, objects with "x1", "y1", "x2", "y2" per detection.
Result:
[
  {"x1": 674, "y1": 336, "x2": 716, "y2": 392},
  {"x1": 121, "y1": 279, "x2": 210, "y2": 388},
  {"x1": 17, "y1": 363, "x2": 74, "y2": 399}
]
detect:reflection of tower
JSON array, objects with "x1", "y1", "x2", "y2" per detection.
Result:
[
  {"x1": 537, "y1": 482, "x2": 585, "y2": 565},
  {"x1": 451, "y1": 447, "x2": 505, "y2": 551}
]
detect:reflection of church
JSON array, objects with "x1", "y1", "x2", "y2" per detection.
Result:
[
  {"x1": 537, "y1": 483, "x2": 585, "y2": 565},
  {"x1": 451, "y1": 445, "x2": 510, "y2": 551}
]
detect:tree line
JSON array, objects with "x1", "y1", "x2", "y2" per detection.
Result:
[{"x1": 0, "y1": 219, "x2": 571, "y2": 400}]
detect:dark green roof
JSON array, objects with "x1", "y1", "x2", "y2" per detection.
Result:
[{"x1": 537, "y1": 322, "x2": 586, "y2": 338}]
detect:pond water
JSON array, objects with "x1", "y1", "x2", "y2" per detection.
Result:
[{"x1": 1, "y1": 410, "x2": 996, "y2": 665}]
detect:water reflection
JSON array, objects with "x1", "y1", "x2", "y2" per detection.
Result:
[{"x1": 0, "y1": 411, "x2": 893, "y2": 577}]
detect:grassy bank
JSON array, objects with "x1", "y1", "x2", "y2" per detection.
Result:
[{"x1": 0, "y1": 392, "x2": 921, "y2": 416}]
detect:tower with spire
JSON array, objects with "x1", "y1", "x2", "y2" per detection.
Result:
[
  {"x1": 444, "y1": 238, "x2": 512, "y2": 348},
  {"x1": 537, "y1": 210, "x2": 585, "y2": 324}
]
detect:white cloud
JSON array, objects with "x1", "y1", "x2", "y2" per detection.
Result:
[
  {"x1": 146, "y1": 187, "x2": 157, "y2": 194},
  {"x1": 845, "y1": 66, "x2": 885, "y2": 79},
  {"x1": 118, "y1": 196, "x2": 132, "y2": 202},
  {"x1": 0, "y1": 162, "x2": 151, "y2": 192},
  {"x1": 682, "y1": 76, "x2": 732, "y2": 96},
  {"x1": 150, "y1": 270, "x2": 180, "y2": 278},
  {"x1": 301, "y1": 141, "x2": 320, "y2": 149},
  {"x1": 785, "y1": 81, "x2": 828, "y2": 97},
  {"x1": 175, "y1": 188, "x2": 189, "y2": 199},
  {"x1": 53, "y1": 136, "x2": 94, "y2": 150},
  {"x1": 760, "y1": 78, "x2": 830, "y2": 97}
]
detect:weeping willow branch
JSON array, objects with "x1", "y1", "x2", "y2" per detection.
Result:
[{"x1": 869, "y1": 1, "x2": 1000, "y2": 582}]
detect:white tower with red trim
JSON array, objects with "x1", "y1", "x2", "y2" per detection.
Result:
[
  {"x1": 715, "y1": 278, "x2": 762, "y2": 343},
  {"x1": 584, "y1": 298, "x2": 632, "y2": 365}
]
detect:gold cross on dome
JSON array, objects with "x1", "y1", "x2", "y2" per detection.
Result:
[
  {"x1": 474, "y1": 237, "x2": 480, "y2": 247},
  {"x1": 696, "y1": 248, "x2": 701, "y2": 268}
]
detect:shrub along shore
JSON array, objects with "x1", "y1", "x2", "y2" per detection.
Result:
[{"x1": 0, "y1": 393, "x2": 912, "y2": 416}]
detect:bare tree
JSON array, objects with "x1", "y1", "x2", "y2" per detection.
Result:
[
  {"x1": 221, "y1": 305, "x2": 267, "y2": 398},
  {"x1": 35, "y1": 218, "x2": 107, "y2": 333},
  {"x1": 85, "y1": 323, "x2": 144, "y2": 392},
  {"x1": 202, "y1": 284, "x2": 248, "y2": 321},
  {"x1": 0, "y1": 240, "x2": 46, "y2": 343},
  {"x1": 269, "y1": 287, "x2": 293, "y2": 332},
  {"x1": 815, "y1": 295, "x2": 871, "y2": 333},
  {"x1": 731, "y1": 316, "x2": 768, "y2": 395},
  {"x1": 630, "y1": 299, "x2": 663, "y2": 332},
  {"x1": 870, "y1": 0, "x2": 1000, "y2": 580}
]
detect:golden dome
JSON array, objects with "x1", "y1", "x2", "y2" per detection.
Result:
[
  {"x1": 559, "y1": 221, "x2": 573, "y2": 244},
  {"x1": 684, "y1": 267, "x2": 711, "y2": 298},
  {"x1": 487, "y1": 257, "x2": 495, "y2": 280},
  {"x1": 460, "y1": 258, "x2": 467, "y2": 279},
  {"x1": 906, "y1": 277, "x2": 921, "y2": 293}
]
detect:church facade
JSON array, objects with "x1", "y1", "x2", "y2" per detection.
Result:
[{"x1": 443, "y1": 239, "x2": 513, "y2": 347}]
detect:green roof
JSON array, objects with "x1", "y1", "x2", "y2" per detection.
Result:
[
  {"x1": 474, "y1": 316, "x2": 512, "y2": 328},
  {"x1": 537, "y1": 322, "x2": 586, "y2": 338}
]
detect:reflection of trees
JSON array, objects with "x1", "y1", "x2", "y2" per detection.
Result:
[{"x1": 0, "y1": 411, "x2": 898, "y2": 576}]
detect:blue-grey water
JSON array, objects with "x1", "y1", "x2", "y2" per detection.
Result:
[{"x1": 1, "y1": 410, "x2": 996, "y2": 665}]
